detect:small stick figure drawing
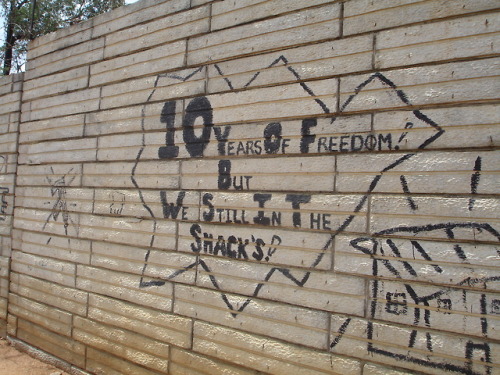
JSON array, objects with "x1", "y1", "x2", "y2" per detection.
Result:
[
  {"x1": 109, "y1": 191, "x2": 126, "y2": 215},
  {"x1": 43, "y1": 167, "x2": 78, "y2": 236}
]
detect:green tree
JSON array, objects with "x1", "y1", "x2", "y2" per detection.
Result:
[{"x1": 1, "y1": 0, "x2": 124, "y2": 75}]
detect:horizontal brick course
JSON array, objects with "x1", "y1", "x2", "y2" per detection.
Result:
[
  {"x1": 344, "y1": 0, "x2": 500, "y2": 36},
  {"x1": 2, "y1": 0, "x2": 499, "y2": 374},
  {"x1": 188, "y1": 3, "x2": 341, "y2": 65}
]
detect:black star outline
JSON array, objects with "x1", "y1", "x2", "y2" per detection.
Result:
[{"x1": 131, "y1": 58, "x2": 445, "y2": 317}]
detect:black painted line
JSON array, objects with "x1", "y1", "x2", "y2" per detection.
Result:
[
  {"x1": 132, "y1": 64, "x2": 451, "y2": 321},
  {"x1": 469, "y1": 156, "x2": 482, "y2": 211},
  {"x1": 330, "y1": 317, "x2": 351, "y2": 349},
  {"x1": 400, "y1": 175, "x2": 418, "y2": 211}
]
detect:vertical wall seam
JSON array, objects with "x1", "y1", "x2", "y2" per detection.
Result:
[
  {"x1": 86, "y1": 65, "x2": 91, "y2": 89},
  {"x1": 339, "y1": 1, "x2": 345, "y2": 39},
  {"x1": 326, "y1": 313, "x2": 332, "y2": 354},
  {"x1": 372, "y1": 33, "x2": 377, "y2": 71},
  {"x1": 2, "y1": 2, "x2": 499, "y2": 374},
  {"x1": 208, "y1": 2, "x2": 213, "y2": 33},
  {"x1": 5, "y1": 72, "x2": 24, "y2": 339}
]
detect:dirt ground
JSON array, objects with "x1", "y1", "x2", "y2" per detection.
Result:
[{"x1": 0, "y1": 338, "x2": 69, "y2": 375}]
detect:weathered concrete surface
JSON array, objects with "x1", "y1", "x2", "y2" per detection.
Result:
[{"x1": 1, "y1": 1, "x2": 499, "y2": 374}]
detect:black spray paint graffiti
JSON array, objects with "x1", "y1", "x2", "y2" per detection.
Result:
[
  {"x1": 43, "y1": 167, "x2": 78, "y2": 237},
  {"x1": 469, "y1": 156, "x2": 482, "y2": 211},
  {"x1": 132, "y1": 58, "x2": 443, "y2": 304},
  {"x1": 0, "y1": 187, "x2": 8, "y2": 221},
  {"x1": 0, "y1": 156, "x2": 7, "y2": 174},
  {"x1": 330, "y1": 223, "x2": 500, "y2": 375},
  {"x1": 190, "y1": 223, "x2": 282, "y2": 262},
  {"x1": 198, "y1": 193, "x2": 321, "y2": 228},
  {"x1": 400, "y1": 175, "x2": 418, "y2": 211},
  {"x1": 130, "y1": 56, "x2": 498, "y2": 372}
]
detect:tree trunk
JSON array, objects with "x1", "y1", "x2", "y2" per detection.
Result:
[{"x1": 2, "y1": 0, "x2": 17, "y2": 75}]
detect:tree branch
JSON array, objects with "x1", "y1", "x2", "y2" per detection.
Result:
[{"x1": 15, "y1": 0, "x2": 30, "y2": 10}]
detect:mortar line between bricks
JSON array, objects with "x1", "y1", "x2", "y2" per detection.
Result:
[
  {"x1": 71, "y1": 304, "x2": 191, "y2": 341},
  {"x1": 27, "y1": 49, "x2": 498, "y2": 102},
  {"x1": 377, "y1": 29, "x2": 500, "y2": 52},
  {"x1": 16, "y1": 105, "x2": 500, "y2": 147},
  {"x1": 210, "y1": 0, "x2": 344, "y2": 33},
  {"x1": 4, "y1": 4, "x2": 500, "y2": 375},
  {"x1": 26, "y1": 44, "x2": 105, "y2": 79},
  {"x1": 193, "y1": 327, "x2": 356, "y2": 374},
  {"x1": 31, "y1": 3, "x2": 498, "y2": 77},
  {"x1": 190, "y1": 17, "x2": 341, "y2": 54},
  {"x1": 210, "y1": 0, "x2": 339, "y2": 20},
  {"x1": 174, "y1": 297, "x2": 332, "y2": 334},
  {"x1": 343, "y1": 7, "x2": 500, "y2": 40},
  {"x1": 325, "y1": 329, "x2": 500, "y2": 366},
  {"x1": 338, "y1": 74, "x2": 500, "y2": 95},
  {"x1": 93, "y1": 3, "x2": 199, "y2": 37},
  {"x1": 190, "y1": 267, "x2": 368, "y2": 295},
  {"x1": 29, "y1": 4, "x2": 197, "y2": 62},
  {"x1": 339, "y1": 252, "x2": 500, "y2": 274},
  {"x1": 343, "y1": 0, "x2": 434, "y2": 20},
  {"x1": 104, "y1": 14, "x2": 211, "y2": 50},
  {"x1": 16, "y1": 215, "x2": 500, "y2": 245}
]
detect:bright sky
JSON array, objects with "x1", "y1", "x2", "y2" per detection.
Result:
[{"x1": 0, "y1": 15, "x2": 4, "y2": 48}]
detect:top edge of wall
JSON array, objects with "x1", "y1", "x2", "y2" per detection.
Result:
[
  {"x1": 0, "y1": 72, "x2": 24, "y2": 87},
  {"x1": 26, "y1": 0, "x2": 208, "y2": 62}
]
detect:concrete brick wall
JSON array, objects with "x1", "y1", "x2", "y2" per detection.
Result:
[
  {"x1": 0, "y1": 73, "x2": 22, "y2": 337},
  {"x1": 1, "y1": 0, "x2": 499, "y2": 374}
]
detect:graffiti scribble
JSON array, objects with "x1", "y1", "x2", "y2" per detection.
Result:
[
  {"x1": 43, "y1": 167, "x2": 78, "y2": 237},
  {"x1": 132, "y1": 60, "x2": 445, "y2": 315},
  {"x1": 126, "y1": 54, "x2": 498, "y2": 374}
]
